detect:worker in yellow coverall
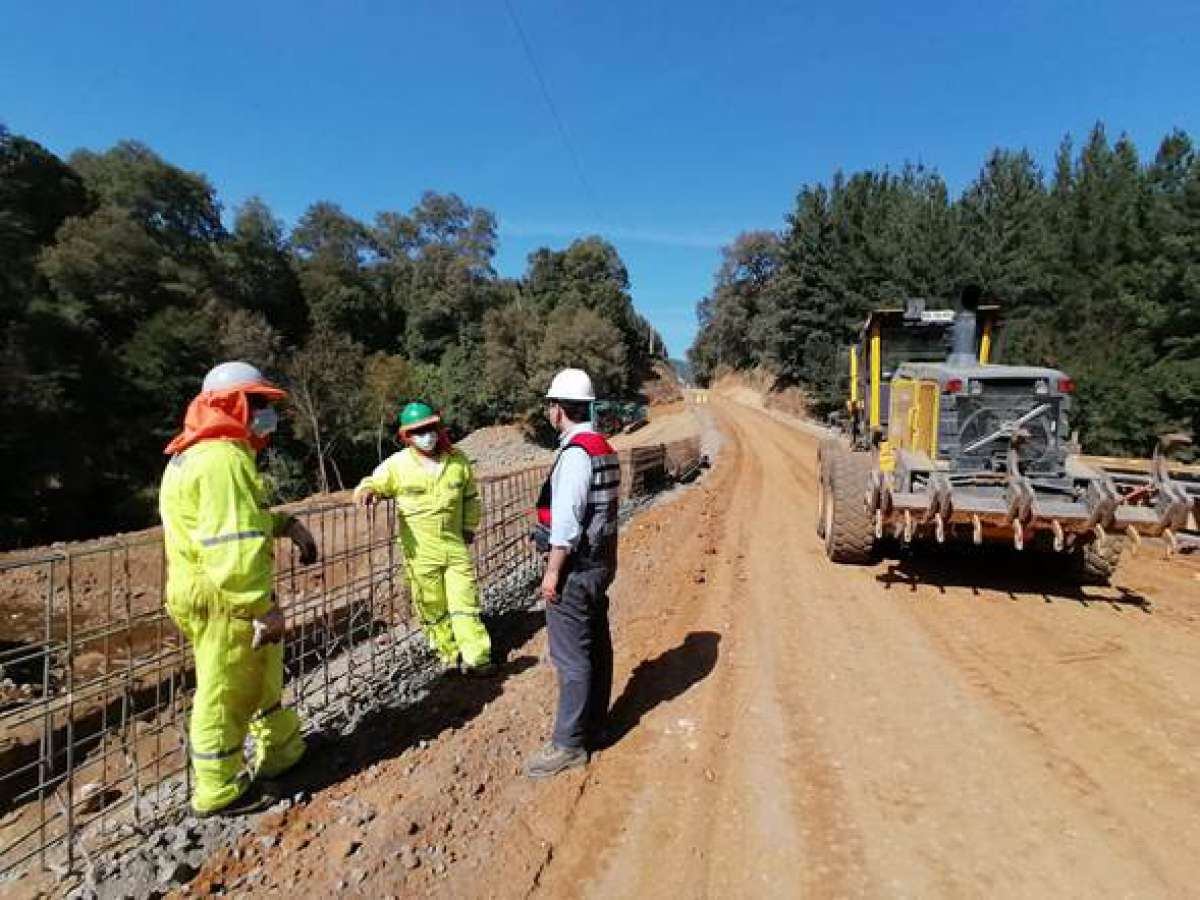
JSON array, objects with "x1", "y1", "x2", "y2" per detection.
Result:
[
  {"x1": 354, "y1": 401, "x2": 494, "y2": 675},
  {"x1": 160, "y1": 361, "x2": 319, "y2": 816}
]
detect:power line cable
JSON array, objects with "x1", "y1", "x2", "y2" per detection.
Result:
[{"x1": 502, "y1": 0, "x2": 605, "y2": 227}]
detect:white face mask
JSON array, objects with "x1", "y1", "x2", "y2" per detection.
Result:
[
  {"x1": 249, "y1": 407, "x2": 279, "y2": 437},
  {"x1": 411, "y1": 432, "x2": 438, "y2": 454}
]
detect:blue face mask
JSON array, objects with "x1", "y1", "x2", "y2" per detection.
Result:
[{"x1": 250, "y1": 406, "x2": 279, "y2": 437}]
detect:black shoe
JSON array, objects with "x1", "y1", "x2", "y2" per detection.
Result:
[
  {"x1": 253, "y1": 731, "x2": 330, "y2": 783},
  {"x1": 586, "y1": 728, "x2": 613, "y2": 752},
  {"x1": 460, "y1": 661, "x2": 498, "y2": 677},
  {"x1": 290, "y1": 729, "x2": 335, "y2": 768},
  {"x1": 193, "y1": 781, "x2": 278, "y2": 819}
]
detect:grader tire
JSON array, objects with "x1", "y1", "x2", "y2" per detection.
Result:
[
  {"x1": 1070, "y1": 537, "x2": 1125, "y2": 585},
  {"x1": 823, "y1": 448, "x2": 876, "y2": 564},
  {"x1": 815, "y1": 438, "x2": 839, "y2": 539}
]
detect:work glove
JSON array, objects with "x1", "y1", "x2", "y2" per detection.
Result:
[
  {"x1": 284, "y1": 517, "x2": 319, "y2": 565},
  {"x1": 251, "y1": 606, "x2": 286, "y2": 649}
]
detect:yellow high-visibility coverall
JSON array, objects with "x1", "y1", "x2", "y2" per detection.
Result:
[
  {"x1": 355, "y1": 447, "x2": 491, "y2": 667},
  {"x1": 159, "y1": 439, "x2": 305, "y2": 814}
]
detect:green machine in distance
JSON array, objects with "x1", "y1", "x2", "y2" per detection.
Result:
[{"x1": 592, "y1": 400, "x2": 648, "y2": 437}]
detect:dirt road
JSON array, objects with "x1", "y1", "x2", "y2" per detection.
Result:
[{"x1": 182, "y1": 397, "x2": 1200, "y2": 898}]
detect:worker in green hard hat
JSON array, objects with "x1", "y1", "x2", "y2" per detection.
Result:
[{"x1": 353, "y1": 401, "x2": 494, "y2": 675}]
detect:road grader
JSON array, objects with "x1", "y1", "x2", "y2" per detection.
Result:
[{"x1": 816, "y1": 294, "x2": 1200, "y2": 582}]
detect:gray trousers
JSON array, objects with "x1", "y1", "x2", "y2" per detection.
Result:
[{"x1": 546, "y1": 564, "x2": 614, "y2": 750}]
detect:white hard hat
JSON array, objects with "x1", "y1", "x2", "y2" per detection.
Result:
[
  {"x1": 202, "y1": 361, "x2": 277, "y2": 393},
  {"x1": 546, "y1": 368, "x2": 596, "y2": 402}
]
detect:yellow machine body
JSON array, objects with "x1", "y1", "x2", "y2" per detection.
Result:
[{"x1": 848, "y1": 304, "x2": 999, "y2": 472}]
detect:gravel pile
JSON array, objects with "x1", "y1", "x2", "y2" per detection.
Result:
[
  {"x1": 68, "y1": 789, "x2": 257, "y2": 900},
  {"x1": 455, "y1": 425, "x2": 553, "y2": 476}
]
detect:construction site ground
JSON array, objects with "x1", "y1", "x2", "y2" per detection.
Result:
[{"x1": 116, "y1": 393, "x2": 1199, "y2": 899}]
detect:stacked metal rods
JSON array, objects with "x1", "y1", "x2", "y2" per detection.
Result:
[
  {"x1": 0, "y1": 536, "x2": 189, "y2": 879},
  {"x1": 0, "y1": 464, "x2": 548, "y2": 878}
]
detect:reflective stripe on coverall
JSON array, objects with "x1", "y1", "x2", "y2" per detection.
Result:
[
  {"x1": 355, "y1": 447, "x2": 491, "y2": 667},
  {"x1": 159, "y1": 439, "x2": 305, "y2": 813}
]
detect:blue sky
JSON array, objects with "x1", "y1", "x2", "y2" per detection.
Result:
[{"x1": 3, "y1": 0, "x2": 1198, "y2": 357}]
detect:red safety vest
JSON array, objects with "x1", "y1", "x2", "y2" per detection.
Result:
[{"x1": 534, "y1": 431, "x2": 621, "y2": 564}]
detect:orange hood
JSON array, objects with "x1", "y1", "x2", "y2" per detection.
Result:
[{"x1": 164, "y1": 384, "x2": 288, "y2": 455}]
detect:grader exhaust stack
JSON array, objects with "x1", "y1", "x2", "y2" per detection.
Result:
[{"x1": 817, "y1": 294, "x2": 1199, "y2": 582}]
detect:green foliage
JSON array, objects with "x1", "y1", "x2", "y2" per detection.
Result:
[
  {"x1": 68, "y1": 141, "x2": 225, "y2": 247},
  {"x1": 483, "y1": 299, "x2": 542, "y2": 418},
  {"x1": 285, "y1": 327, "x2": 368, "y2": 494},
  {"x1": 122, "y1": 306, "x2": 222, "y2": 445},
  {"x1": 535, "y1": 302, "x2": 628, "y2": 396},
  {"x1": 0, "y1": 131, "x2": 661, "y2": 547},
  {"x1": 0, "y1": 125, "x2": 92, "y2": 316},
  {"x1": 292, "y1": 201, "x2": 380, "y2": 346},
  {"x1": 412, "y1": 342, "x2": 495, "y2": 431},
  {"x1": 689, "y1": 124, "x2": 1200, "y2": 458},
  {"x1": 222, "y1": 198, "x2": 308, "y2": 343},
  {"x1": 518, "y1": 236, "x2": 664, "y2": 393},
  {"x1": 362, "y1": 352, "x2": 415, "y2": 460},
  {"x1": 477, "y1": 236, "x2": 666, "y2": 432}
]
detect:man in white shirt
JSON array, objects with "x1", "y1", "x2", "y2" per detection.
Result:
[{"x1": 526, "y1": 369, "x2": 621, "y2": 778}]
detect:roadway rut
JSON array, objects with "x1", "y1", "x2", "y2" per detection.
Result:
[{"x1": 177, "y1": 397, "x2": 1200, "y2": 899}]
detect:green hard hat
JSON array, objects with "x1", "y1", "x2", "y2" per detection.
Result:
[{"x1": 398, "y1": 401, "x2": 440, "y2": 432}]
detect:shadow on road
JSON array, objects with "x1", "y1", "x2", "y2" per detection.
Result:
[
  {"x1": 606, "y1": 630, "x2": 721, "y2": 747},
  {"x1": 874, "y1": 546, "x2": 1152, "y2": 612},
  {"x1": 274, "y1": 605, "x2": 545, "y2": 799}
]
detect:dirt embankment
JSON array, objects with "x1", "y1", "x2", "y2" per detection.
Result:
[
  {"x1": 153, "y1": 396, "x2": 1200, "y2": 898},
  {"x1": 711, "y1": 367, "x2": 813, "y2": 420}
]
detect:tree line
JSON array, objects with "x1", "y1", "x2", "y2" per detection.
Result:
[
  {"x1": 688, "y1": 123, "x2": 1199, "y2": 461},
  {"x1": 0, "y1": 126, "x2": 664, "y2": 548}
]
